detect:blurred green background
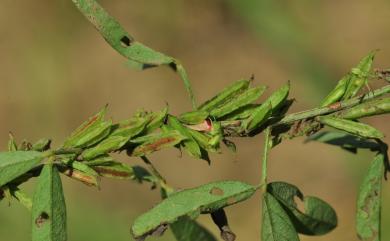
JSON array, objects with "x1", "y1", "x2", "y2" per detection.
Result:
[{"x1": 1, "y1": 0, "x2": 390, "y2": 240}]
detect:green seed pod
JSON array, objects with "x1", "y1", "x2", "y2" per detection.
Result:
[
  {"x1": 242, "y1": 104, "x2": 272, "y2": 133},
  {"x1": 92, "y1": 161, "x2": 134, "y2": 180},
  {"x1": 61, "y1": 158, "x2": 99, "y2": 177},
  {"x1": 32, "y1": 138, "x2": 51, "y2": 152},
  {"x1": 64, "y1": 107, "x2": 112, "y2": 148},
  {"x1": 262, "y1": 82, "x2": 290, "y2": 112},
  {"x1": 317, "y1": 116, "x2": 384, "y2": 139},
  {"x1": 111, "y1": 116, "x2": 149, "y2": 138},
  {"x1": 167, "y1": 115, "x2": 202, "y2": 159},
  {"x1": 223, "y1": 104, "x2": 259, "y2": 121},
  {"x1": 67, "y1": 120, "x2": 112, "y2": 149},
  {"x1": 129, "y1": 131, "x2": 187, "y2": 156},
  {"x1": 178, "y1": 110, "x2": 209, "y2": 125},
  {"x1": 320, "y1": 76, "x2": 349, "y2": 107},
  {"x1": 199, "y1": 79, "x2": 251, "y2": 111},
  {"x1": 81, "y1": 135, "x2": 130, "y2": 160},
  {"x1": 339, "y1": 98, "x2": 390, "y2": 120},
  {"x1": 143, "y1": 107, "x2": 169, "y2": 134},
  {"x1": 343, "y1": 51, "x2": 376, "y2": 100},
  {"x1": 210, "y1": 86, "x2": 267, "y2": 119}
]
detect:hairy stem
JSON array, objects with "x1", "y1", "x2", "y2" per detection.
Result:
[
  {"x1": 276, "y1": 84, "x2": 390, "y2": 126},
  {"x1": 260, "y1": 128, "x2": 271, "y2": 192}
]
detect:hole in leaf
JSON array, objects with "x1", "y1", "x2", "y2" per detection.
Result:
[
  {"x1": 294, "y1": 196, "x2": 305, "y2": 211},
  {"x1": 210, "y1": 187, "x2": 224, "y2": 196},
  {"x1": 35, "y1": 212, "x2": 49, "y2": 228},
  {"x1": 120, "y1": 36, "x2": 131, "y2": 47}
]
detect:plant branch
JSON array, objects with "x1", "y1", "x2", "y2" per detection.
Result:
[
  {"x1": 260, "y1": 128, "x2": 271, "y2": 192},
  {"x1": 275, "y1": 84, "x2": 390, "y2": 126}
]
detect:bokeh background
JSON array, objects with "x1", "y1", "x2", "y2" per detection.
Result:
[{"x1": 1, "y1": 0, "x2": 390, "y2": 240}]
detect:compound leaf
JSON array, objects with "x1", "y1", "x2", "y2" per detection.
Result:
[{"x1": 267, "y1": 182, "x2": 337, "y2": 235}]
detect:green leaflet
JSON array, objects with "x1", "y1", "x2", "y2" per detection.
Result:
[
  {"x1": 339, "y1": 97, "x2": 390, "y2": 120},
  {"x1": 167, "y1": 115, "x2": 202, "y2": 159},
  {"x1": 170, "y1": 216, "x2": 217, "y2": 241},
  {"x1": 343, "y1": 51, "x2": 376, "y2": 100},
  {"x1": 63, "y1": 107, "x2": 112, "y2": 148},
  {"x1": 0, "y1": 151, "x2": 44, "y2": 187},
  {"x1": 199, "y1": 79, "x2": 251, "y2": 111},
  {"x1": 131, "y1": 180, "x2": 257, "y2": 240},
  {"x1": 210, "y1": 86, "x2": 267, "y2": 119},
  {"x1": 320, "y1": 76, "x2": 349, "y2": 107},
  {"x1": 32, "y1": 164, "x2": 67, "y2": 241},
  {"x1": 179, "y1": 110, "x2": 209, "y2": 125},
  {"x1": 318, "y1": 116, "x2": 384, "y2": 139},
  {"x1": 71, "y1": 0, "x2": 196, "y2": 109},
  {"x1": 129, "y1": 131, "x2": 187, "y2": 156},
  {"x1": 81, "y1": 135, "x2": 129, "y2": 160},
  {"x1": 305, "y1": 131, "x2": 381, "y2": 153},
  {"x1": 356, "y1": 153, "x2": 385, "y2": 241},
  {"x1": 262, "y1": 193, "x2": 299, "y2": 241},
  {"x1": 267, "y1": 182, "x2": 337, "y2": 235},
  {"x1": 92, "y1": 161, "x2": 134, "y2": 180}
]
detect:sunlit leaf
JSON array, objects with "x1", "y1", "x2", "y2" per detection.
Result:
[
  {"x1": 0, "y1": 151, "x2": 43, "y2": 187},
  {"x1": 131, "y1": 180, "x2": 257, "y2": 240},
  {"x1": 32, "y1": 164, "x2": 67, "y2": 241}
]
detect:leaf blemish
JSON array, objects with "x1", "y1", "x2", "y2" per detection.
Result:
[
  {"x1": 35, "y1": 212, "x2": 49, "y2": 228},
  {"x1": 210, "y1": 187, "x2": 224, "y2": 196}
]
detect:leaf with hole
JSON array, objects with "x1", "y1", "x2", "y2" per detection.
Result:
[
  {"x1": 32, "y1": 164, "x2": 66, "y2": 241},
  {"x1": 130, "y1": 180, "x2": 257, "y2": 240},
  {"x1": 0, "y1": 151, "x2": 44, "y2": 187},
  {"x1": 356, "y1": 153, "x2": 385, "y2": 241},
  {"x1": 267, "y1": 182, "x2": 337, "y2": 235}
]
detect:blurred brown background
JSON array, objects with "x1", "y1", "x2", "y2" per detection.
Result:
[{"x1": 1, "y1": 0, "x2": 390, "y2": 240}]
